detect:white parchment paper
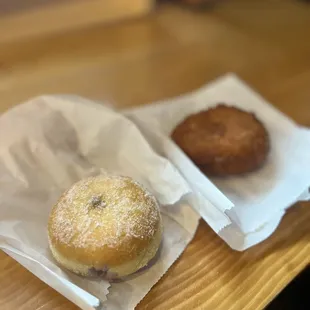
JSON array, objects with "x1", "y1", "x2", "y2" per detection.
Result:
[
  {"x1": 126, "y1": 74, "x2": 310, "y2": 250},
  {"x1": 0, "y1": 95, "x2": 200, "y2": 310}
]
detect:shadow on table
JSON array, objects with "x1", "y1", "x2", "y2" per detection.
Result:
[{"x1": 266, "y1": 266, "x2": 310, "y2": 310}]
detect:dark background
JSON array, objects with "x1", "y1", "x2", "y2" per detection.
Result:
[{"x1": 267, "y1": 267, "x2": 310, "y2": 310}]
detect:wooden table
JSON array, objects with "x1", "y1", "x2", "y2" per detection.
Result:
[{"x1": 1, "y1": 1, "x2": 310, "y2": 309}]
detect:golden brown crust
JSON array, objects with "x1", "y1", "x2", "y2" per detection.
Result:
[
  {"x1": 48, "y1": 175, "x2": 162, "y2": 277},
  {"x1": 171, "y1": 105, "x2": 270, "y2": 176}
]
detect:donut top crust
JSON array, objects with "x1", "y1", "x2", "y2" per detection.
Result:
[
  {"x1": 48, "y1": 175, "x2": 161, "y2": 266},
  {"x1": 171, "y1": 104, "x2": 269, "y2": 168}
]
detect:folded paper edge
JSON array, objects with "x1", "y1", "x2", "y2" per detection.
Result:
[
  {"x1": 219, "y1": 187, "x2": 310, "y2": 251},
  {"x1": 1, "y1": 245, "x2": 103, "y2": 310},
  {"x1": 219, "y1": 210, "x2": 285, "y2": 251}
]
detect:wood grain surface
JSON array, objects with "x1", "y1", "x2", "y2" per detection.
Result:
[
  {"x1": 0, "y1": 1, "x2": 310, "y2": 309},
  {"x1": 0, "y1": 0, "x2": 153, "y2": 44}
]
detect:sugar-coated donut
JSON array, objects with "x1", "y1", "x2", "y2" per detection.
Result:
[
  {"x1": 48, "y1": 175, "x2": 163, "y2": 279},
  {"x1": 171, "y1": 104, "x2": 270, "y2": 176}
]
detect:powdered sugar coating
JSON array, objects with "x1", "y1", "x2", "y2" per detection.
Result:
[{"x1": 49, "y1": 175, "x2": 161, "y2": 251}]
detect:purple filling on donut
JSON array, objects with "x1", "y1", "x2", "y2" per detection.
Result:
[{"x1": 88, "y1": 266, "x2": 118, "y2": 280}]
